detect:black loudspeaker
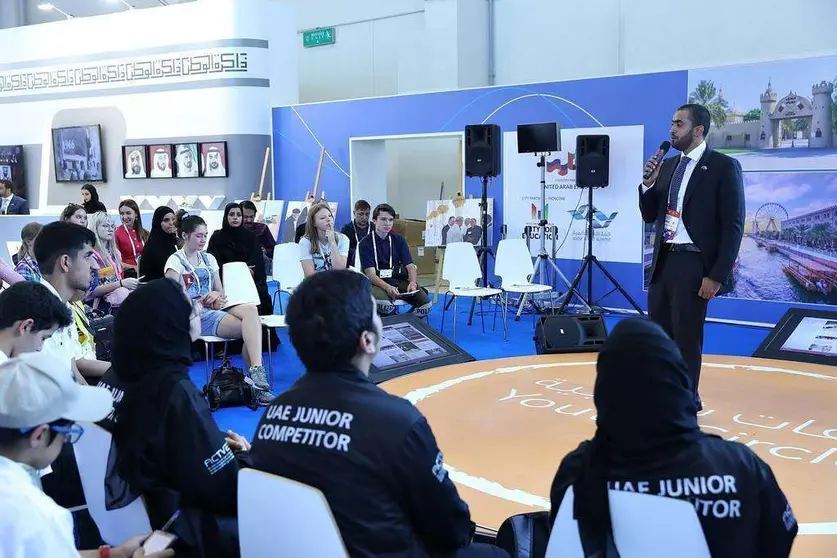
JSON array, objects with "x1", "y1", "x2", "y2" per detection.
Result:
[
  {"x1": 465, "y1": 124, "x2": 501, "y2": 178},
  {"x1": 576, "y1": 135, "x2": 610, "y2": 188},
  {"x1": 534, "y1": 314, "x2": 608, "y2": 354}
]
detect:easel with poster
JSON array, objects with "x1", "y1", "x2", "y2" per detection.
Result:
[
  {"x1": 249, "y1": 147, "x2": 271, "y2": 203},
  {"x1": 280, "y1": 148, "x2": 338, "y2": 243}
]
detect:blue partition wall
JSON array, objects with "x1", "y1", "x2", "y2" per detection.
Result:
[{"x1": 272, "y1": 68, "x2": 829, "y2": 326}]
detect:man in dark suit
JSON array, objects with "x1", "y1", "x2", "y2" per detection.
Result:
[
  {"x1": 639, "y1": 103, "x2": 745, "y2": 409},
  {"x1": 0, "y1": 180, "x2": 29, "y2": 215}
]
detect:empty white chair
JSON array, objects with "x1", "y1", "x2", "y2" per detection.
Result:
[
  {"x1": 73, "y1": 422, "x2": 152, "y2": 546},
  {"x1": 6, "y1": 240, "x2": 21, "y2": 264},
  {"x1": 548, "y1": 486, "x2": 710, "y2": 558},
  {"x1": 238, "y1": 469, "x2": 349, "y2": 558},
  {"x1": 272, "y1": 243, "x2": 305, "y2": 314},
  {"x1": 495, "y1": 238, "x2": 554, "y2": 338},
  {"x1": 440, "y1": 242, "x2": 503, "y2": 341}
]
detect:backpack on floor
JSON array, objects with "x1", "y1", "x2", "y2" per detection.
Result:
[
  {"x1": 496, "y1": 511, "x2": 551, "y2": 558},
  {"x1": 203, "y1": 359, "x2": 259, "y2": 412}
]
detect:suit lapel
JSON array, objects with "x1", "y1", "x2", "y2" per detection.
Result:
[
  {"x1": 656, "y1": 157, "x2": 678, "y2": 219},
  {"x1": 683, "y1": 150, "x2": 712, "y2": 209}
]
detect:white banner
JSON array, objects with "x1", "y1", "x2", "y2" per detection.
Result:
[{"x1": 502, "y1": 125, "x2": 644, "y2": 264}]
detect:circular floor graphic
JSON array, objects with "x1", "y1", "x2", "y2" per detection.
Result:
[{"x1": 381, "y1": 354, "x2": 837, "y2": 557}]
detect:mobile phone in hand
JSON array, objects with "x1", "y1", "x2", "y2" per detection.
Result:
[{"x1": 142, "y1": 530, "x2": 177, "y2": 552}]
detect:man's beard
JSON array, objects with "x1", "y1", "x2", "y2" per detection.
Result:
[{"x1": 132, "y1": 164, "x2": 140, "y2": 174}]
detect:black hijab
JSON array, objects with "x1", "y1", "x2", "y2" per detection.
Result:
[
  {"x1": 111, "y1": 278, "x2": 193, "y2": 492},
  {"x1": 208, "y1": 203, "x2": 263, "y2": 277},
  {"x1": 82, "y1": 184, "x2": 107, "y2": 214},
  {"x1": 573, "y1": 317, "x2": 703, "y2": 555},
  {"x1": 139, "y1": 206, "x2": 178, "y2": 281}
]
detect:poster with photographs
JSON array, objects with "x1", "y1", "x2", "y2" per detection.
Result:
[
  {"x1": 52, "y1": 125, "x2": 104, "y2": 182},
  {"x1": 122, "y1": 145, "x2": 148, "y2": 178},
  {"x1": 281, "y1": 200, "x2": 339, "y2": 243},
  {"x1": 425, "y1": 198, "x2": 494, "y2": 247},
  {"x1": 173, "y1": 143, "x2": 200, "y2": 178},
  {"x1": 0, "y1": 146, "x2": 25, "y2": 198},
  {"x1": 258, "y1": 200, "x2": 286, "y2": 241},
  {"x1": 200, "y1": 141, "x2": 228, "y2": 177},
  {"x1": 148, "y1": 144, "x2": 174, "y2": 179}
]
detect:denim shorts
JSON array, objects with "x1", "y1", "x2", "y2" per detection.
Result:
[{"x1": 201, "y1": 308, "x2": 228, "y2": 337}]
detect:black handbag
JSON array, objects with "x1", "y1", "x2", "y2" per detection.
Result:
[
  {"x1": 87, "y1": 311, "x2": 115, "y2": 362},
  {"x1": 496, "y1": 511, "x2": 551, "y2": 558},
  {"x1": 202, "y1": 359, "x2": 260, "y2": 412}
]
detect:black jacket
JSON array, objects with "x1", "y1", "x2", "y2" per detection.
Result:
[
  {"x1": 639, "y1": 148, "x2": 744, "y2": 292},
  {"x1": 551, "y1": 437, "x2": 797, "y2": 558},
  {"x1": 248, "y1": 368, "x2": 474, "y2": 557},
  {"x1": 341, "y1": 221, "x2": 371, "y2": 268}
]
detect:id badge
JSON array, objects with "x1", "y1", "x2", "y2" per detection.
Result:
[
  {"x1": 380, "y1": 269, "x2": 393, "y2": 279},
  {"x1": 663, "y1": 209, "x2": 680, "y2": 241}
]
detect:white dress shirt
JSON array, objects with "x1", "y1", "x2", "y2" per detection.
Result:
[
  {"x1": 0, "y1": 195, "x2": 11, "y2": 214},
  {"x1": 38, "y1": 278, "x2": 93, "y2": 363},
  {"x1": 644, "y1": 141, "x2": 706, "y2": 245},
  {"x1": 0, "y1": 455, "x2": 79, "y2": 557}
]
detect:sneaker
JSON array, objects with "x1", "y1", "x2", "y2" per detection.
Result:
[
  {"x1": 255, "y1": 389, "x2": 274, "y2": 407},
  {"x1": 248, "y1": 365, "x2": 270, "y2": 392}
]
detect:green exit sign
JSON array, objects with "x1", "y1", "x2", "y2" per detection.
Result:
[{"x1": 303, "y1": 27, "x2": 336, "y2": 48}]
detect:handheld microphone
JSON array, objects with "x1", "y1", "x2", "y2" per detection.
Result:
[{"x1": 643, "y1": 141, "x2": 671, "y2": 180}]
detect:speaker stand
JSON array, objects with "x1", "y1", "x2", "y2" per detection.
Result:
[
  {"x1": 516, "y1": 153, "x2": 591, "y2": 320},
  {"x1": 556, "y1": 183, "x2": 644, "y2": 315}
]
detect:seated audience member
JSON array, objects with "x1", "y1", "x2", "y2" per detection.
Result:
[
  {"x1": 359, "y1": 203, "x2": 432, "y2": 317},
  {"x1": 0, "y1": 281, "x2": 72, "y2": 361},
  {"x1": 0, "y1": 351, "x2": 173, "y2": 558},
  {"x1": 249, "y1": 270, "x2": 507, "y2": 558},
  {"x1": 240, "y1": 200, "x2": 276, "y2": 259},
  {"x1": 299, "y1": 201, "x2": 349, "y2": 277},
  {"x1": 208, "y1": 203, "x2": 272, "y2": 315},
  {"x1": 115, "y1": 200, "x2": 147, "y2": 279},
  {"x1": 98, "y1": 278, "x2": 249, "y2": 557},
  {"x1": 81, "y1": 184, "x2": 106, "y2": 214},
  {"x1": 550, "y1": 318, "x2": 797, "y2": 558},
  {"x1": 139, "y1": 206, "x2": 178, "y2": 282},
  {"x1": 340, "y1": 199, "x2": 371, "y2": 268},
  {"x1": 87, "y1": 212, "x2": 138, "y2": 313},
  {"x1": 34, "y1": 221, "x2": 111, "y2": 380},
  {"x1": 14, "y1": 222, "x2": 42, "y2": 281},
  {"x1": 165, "y1": 215, "x2": 272, "y2": 402},
  {"x1": 61, "y1": 203, "x2": 88, "y2": 227}
]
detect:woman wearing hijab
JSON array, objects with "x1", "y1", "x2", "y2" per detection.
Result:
[
  {"x1": 549, "y1": 318, "x2": 796, "y2": 558},
  {"x1": 98, "y1": 278, "x2": 250, "y2": 557},
  {"x1": 139, "y1": 206, "x2": 178, "y2": 282},
  {"x1": 207, "y1": 202, "x2": 272, "y2": 315},
  {"x1": 81, "y1": 183, "x2": 107, "y2": 214}
]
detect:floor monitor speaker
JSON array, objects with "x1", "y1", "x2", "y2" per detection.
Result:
[
  {"x1": 465, "y1": 124, "x2": 501, "y2": 178},
  {"x1": 576, "y1": 135, "x2": 610, "y2": 188},
  {"x1": 534, "y1": 314, "x2": 608, "y2": 354}
]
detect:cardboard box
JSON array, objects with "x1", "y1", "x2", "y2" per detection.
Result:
[
  {"x1": 393, "y1": 219, "x2": 425, "y2": 246},
  {"x1": 410, "y1": 245, "x2": 436, "y2": 275}
]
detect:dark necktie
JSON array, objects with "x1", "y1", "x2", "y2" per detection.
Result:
[{"x1": 667, "y1": 156, "x2": 691, "y2": 211}]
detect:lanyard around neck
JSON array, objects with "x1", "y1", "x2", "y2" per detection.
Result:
[
  {"x1": 122, "y1": 224, "x2": 139, "y2": 261},
  {"x1": 371, "y1": 234, "x2": 392, "y2": 271},
  {"x1": 179, "y1": 249, "x2": 208, "y2": 294},
  {"x1": 354, "y1": 222, "x2": 370, "y2": 246}
]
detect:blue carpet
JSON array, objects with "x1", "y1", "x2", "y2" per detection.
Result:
[{"x1": 191, "y1": 300, "x2": 770, "y2": 439}]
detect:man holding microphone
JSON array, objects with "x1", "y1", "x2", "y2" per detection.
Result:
[{"x1": 639, "y1": 103, "x2": 745, "y2": 410}]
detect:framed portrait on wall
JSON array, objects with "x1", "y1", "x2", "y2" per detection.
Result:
[
  {"x1": 148, "y1": 144, "x2": 174, "y2": 178},
  {"x1": 199, "y1": 141, "x2": 228, "y2": 178},
  {"x1": 122, "y1": 145, "x2": 148, "y2": 178},
  {"x1": 173, "y1": 143, "x2": 200, "y2": 178}
]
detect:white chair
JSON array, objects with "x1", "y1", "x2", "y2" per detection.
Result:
[
  {"x1": 238, "y1": 469, "x2": 349, "y2": 558},
  {"x1": 440, "y1": 242, "x2": 503, "y2": 341},
  {"x1": 548, "y1": 486, "x2": 710, "y2": 558},
  {"x1": 220, "y1": 262, "x2": 287, "y2": 384},
  {"x1": 272, "y1": 243, "x2": 305, "y2": 314},
  {"x1": 6, "y1": 241, "x2": 21, "y2": 264},
  {"x1": 495, "y1": 238, "x2": 554, "y2": 339},
  {"x1": 73, "y1": 422, "x2": 152, "y2": 546}
]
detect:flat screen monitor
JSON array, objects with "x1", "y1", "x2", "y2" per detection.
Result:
[
  {"x1": 369, "y1": 314, "x2": 475, "y2": 383},
  {"x1": 752, "y1": 308, "x2": 837, "y2": 366},
  {"x1": 517, "y1": 123, "x2": 560, "y2": 154},
  {"x1": 52, "y1": 125, "x2": 105, "y2": 182}
]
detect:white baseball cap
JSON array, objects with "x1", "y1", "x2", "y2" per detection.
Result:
[{"x1": 0, "y1": 351, "x2": 113, "y2": 429}]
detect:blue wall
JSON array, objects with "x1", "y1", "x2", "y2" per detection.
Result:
[{"x1": 272, "y1": 70, "x2": 822, "y2": 325}]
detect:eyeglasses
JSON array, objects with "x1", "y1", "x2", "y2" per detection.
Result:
[
  {"x1": 99, "y1": 223, "x2": 116, "y2": 230},
  {"x1": 20, "y1": 422, "x2": 85, "y2": 445}
]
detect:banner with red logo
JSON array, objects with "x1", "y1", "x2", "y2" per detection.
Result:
[{"x1": 501, "y1": 125, "x2": 645, "y2": 264}]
